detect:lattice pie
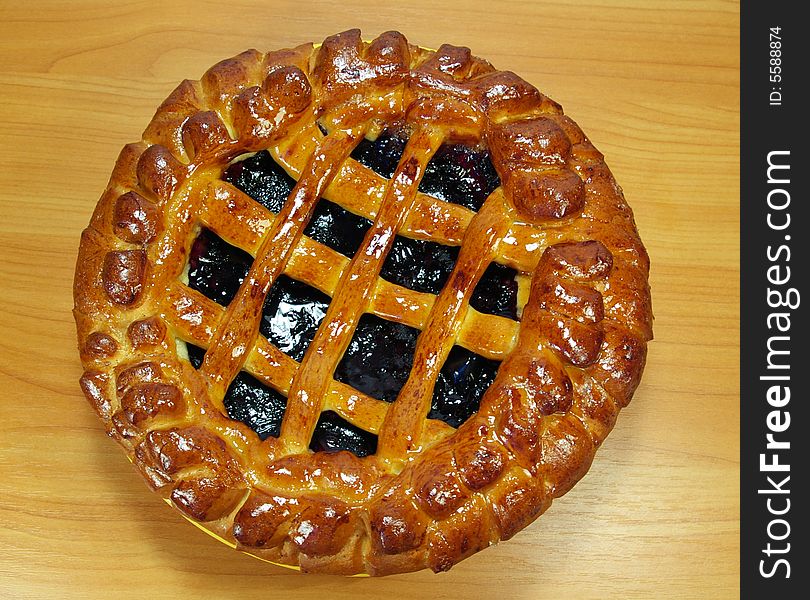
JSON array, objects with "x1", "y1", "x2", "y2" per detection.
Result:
[{"x1": 73, "y1": 30, "x2": 653, "y2": 575}]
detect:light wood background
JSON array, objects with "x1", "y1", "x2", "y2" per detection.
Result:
[{"x1": 0, "y1": 1, "x2": 739, "y2": 598}]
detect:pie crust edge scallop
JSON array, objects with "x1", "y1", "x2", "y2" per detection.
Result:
[{"x1": 73, "y1": 29, "x2": 653, "y2": 576}]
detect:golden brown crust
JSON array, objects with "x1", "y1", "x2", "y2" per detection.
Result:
[{"x1": 73, "y1": 29, "x2": 653, "y2": 575}]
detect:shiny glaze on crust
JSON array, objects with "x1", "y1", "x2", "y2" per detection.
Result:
[
  {"x1": 187, "y1": 148, "x2": 519, "y2": 451},
  {"x1": 73, "y1": 29, "x2": 653, "y2": 576}
]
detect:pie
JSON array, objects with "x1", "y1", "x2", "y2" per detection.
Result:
[{"x1": 73, "y1": 29, "x2": 653, "y2": 575}]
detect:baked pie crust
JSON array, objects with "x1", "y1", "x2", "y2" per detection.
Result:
[{"x1": 73, "y1": 29, "x2": 653, "y2": 575}]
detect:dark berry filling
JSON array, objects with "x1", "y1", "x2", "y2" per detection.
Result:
[
  {"x1": 183, "y1": 136, "x2": 516, "y2": 447},
  {"x1": 223, "y1": 150, "x2": 295, "y2": 214},
  {"x1": 260, "y1": 275, "x2": 330, "y2": 362},
  {"x1": 334, "y1": 314, "x2": 419, "y2": 403},
  {"x1": 186, "y1": 344, "x2": 287, "y2": 440},
  {"x1": 470, "y1": 262, "x2": 519, "y2": 320},
  {"x1": 186, "y1": 342, "x2": 206, "y2": 369},
  {"x1": 419, "y1": 144, "x2": 501, "y2": 212},
  {"x1": 309, "y1": 410, "x2": 378, "y2": 457},
  {"x1": 350, "y1": 128, "x2": 408, "y2": 179},
  {"x1": 380, "y1": 236, "x2": 459, "y2": 295},
  {"x1": 428, "y1": 346, "x2": 501, "y2": 428},
  {"x1": 187, "y1": 228, "x2": 252, "y2": 306},
  {"x1": 304, "y1": 199, "x2": 372, "y2": 258}
]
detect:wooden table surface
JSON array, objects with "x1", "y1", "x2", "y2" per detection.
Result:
[{"x1": 0, "y1": 1, "x2": 739, "y2": 598}]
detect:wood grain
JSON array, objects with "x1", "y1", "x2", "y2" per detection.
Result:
[{"x1": 0, "y1": 1, "x2": 739, "y2": 597}]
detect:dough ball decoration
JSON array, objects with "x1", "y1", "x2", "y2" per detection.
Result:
[{"x1": 73, "y1": 29, "x2": 652, "y2": 575}]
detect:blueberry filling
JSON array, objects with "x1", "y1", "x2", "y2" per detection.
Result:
[
  {"x1": 470, "y1": 262, "x2": 519, "y2": 320},
  {"x1": 350, "y1": 128, "x2": 408, "y2": 179},
  {"x1": 186, "y1": 342, "x2": 206, "y2": 369},
  {"x1": 187, "y1": 233, "x2": 330, "y2": 364},
  {"x1": 187, "y1": 228, "x2": 252, "y2": 306},
  {"x1": 223, "y1": 151, "x2": 374, "y2": 259},
  {"x1": 304, "y1": 199, "x2": 372, "y2": 258},
  {"x1": 182, "y1": 136, "x2": 517, "y2": 448},
  {"x1": 185, "y1": 344, "x2": 287, "y2": 440},
  {"x1": 380, "y1": 235, "x2": 459, "y2": 295},
  {"x1": 334, "y1": 314, "x2": 419, "y2": 403},
  {"x1": 186, "y1": 344, "x2": 377, "y2": 455},
  {"x1": 309, "y1": 410, "x2": 378, "y2": 457},
  {"x1": 260, "y1": 275, "x2": 330, "y2": 362},
  {"x1": 223, "y1": 150, "x2": 295, "y2": 214},
  {"x1": 428, "y1": 346, "x2": 501, "y2": 428},
  {"x1": 419, "y1": 143, "x2": 501, "y2": 212}
]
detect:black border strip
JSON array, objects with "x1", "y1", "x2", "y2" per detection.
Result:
[{"x1": 741, "y1": 2, "x2": 806, "y2": 597}]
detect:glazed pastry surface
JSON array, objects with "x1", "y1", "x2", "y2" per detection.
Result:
[{"x1": 74, "y1": 29, "x2": 653, "y2": 575}]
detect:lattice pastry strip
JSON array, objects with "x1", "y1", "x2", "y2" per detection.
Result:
[
  {"x1": 196, "y1": 177, "x2": 520, "y2": 358},
  {"x1": 157, "y1": 160, "x2": 522, "y2": 454},
  {"x1": 274, "y1": 117, "x2": 652, "y2": 344},
  {"x1": 162, "y1": 282, "x2": 456, "y2": 444},
  {"x1": 275, "y1": 118, "x2": 644, "y2": 278},
  {"x1": 377, "y1": 189, "x2": 513, "y2": 459},
  {"x1": 284, "y1": 127, "x2": 448, "y2": 453},
  {"x1": 199, "y1": 127, "x2": 369, "y2": 407},
  {"x1": 74, "y1": 30, "x2": 653, "y2": 576},
  {"x1": 161, "y1": 137, "x2": 518, "y2": 445}
]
